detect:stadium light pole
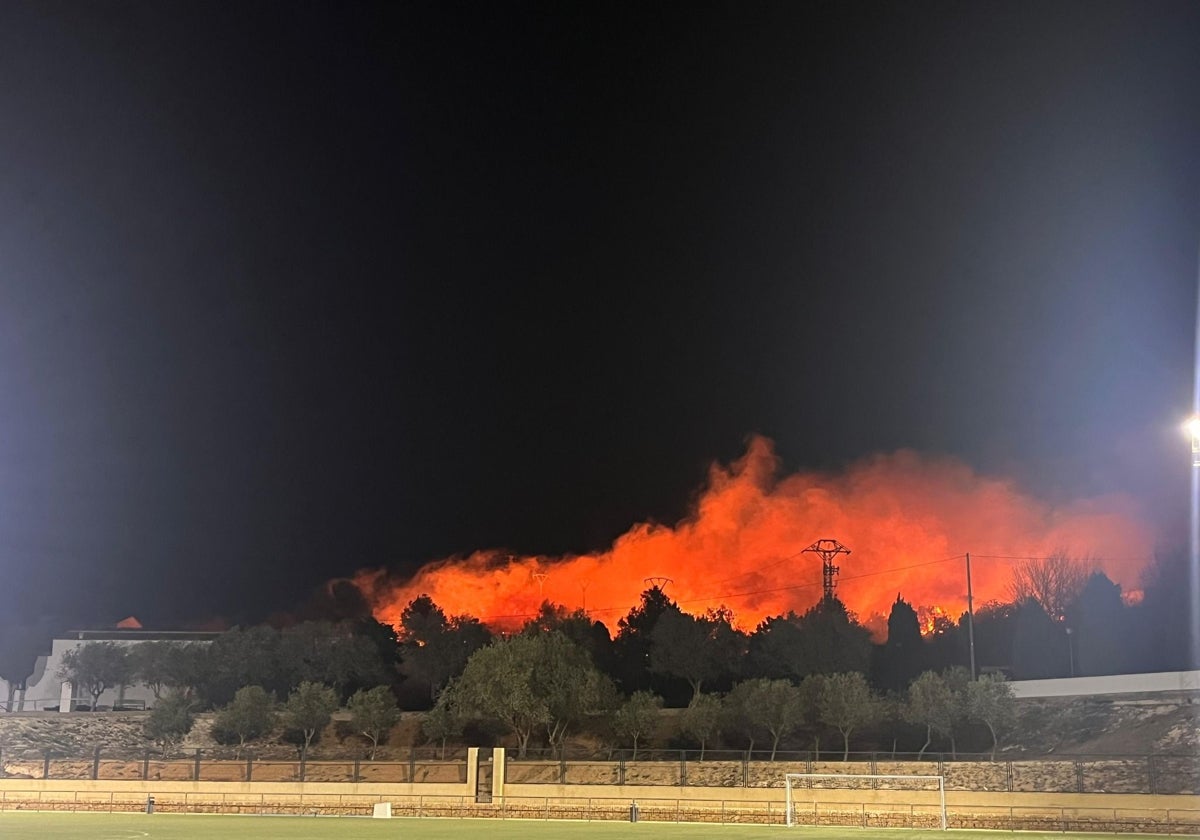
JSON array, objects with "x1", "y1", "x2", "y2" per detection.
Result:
[{"x1": 1186, "y1": 413, "x2": 1200, "y2": 669}]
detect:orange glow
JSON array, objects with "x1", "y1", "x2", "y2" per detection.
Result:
[
  {"x1": 916, "y1": 605, "x2": 952, "y2": 636},
  {"x1": 353, "y1": 436, "x2": 1153, "y2": 634}
]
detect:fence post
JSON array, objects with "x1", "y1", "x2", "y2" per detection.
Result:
[
  {"x1": 143, "y1": 749, "x2": 150, "y2": 780},
  {"x1": 680, "y1": 750, "x2": 687, "y2": 786},
  {"x1": 559, "y1": 755, "x2": 566, "y2": 784},
  {"x1": 91, "y1": 745, "x2": 101, "y2": 780},
  {"x1": 1074, "y1": 759, "x2": 1084, "y2": 793},
  {"x1": 1006, "y1": 760, "x2": 1014, "y2": 792},
  {"x1": 408, "y1": 749, "x2": 416, "y2": 783},
  {"x1": 353, "y1": 757, "x2": 361, "y2": 783},
  {"x1": 742, "y1": 751, "x2": 748, "y2": 787},
  {"x1": 43, "y1": 751, "x2": 51, "y2": 780},
  {"x1": 246, "y1": 754, "x2": 253, "y2": 782},
  {"x1": 619, "y1": 758, "x2": 626, "y2": 786},
  {"x1": 193, "y1": 748, "x2": 202, "y2": 781},
  {"x1": 299, "y1": 752, "x2": 307, "y2": 782}
]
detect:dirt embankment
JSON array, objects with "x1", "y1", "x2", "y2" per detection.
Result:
[{"x1": 0, "y1": 693, "x2": 1195, "y2": 771}]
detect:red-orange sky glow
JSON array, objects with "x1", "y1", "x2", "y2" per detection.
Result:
[{"x1": 353, "y1": 436, "x2": 1154, "y2": 635}]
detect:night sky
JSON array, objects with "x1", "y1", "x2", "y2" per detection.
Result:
[{"x1": 1, "y1": 1, "x2": 1198, "y2": 628}]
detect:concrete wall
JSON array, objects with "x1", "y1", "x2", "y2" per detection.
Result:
[
  {"x1": 1010, "y1": 670, "x2": 1200, "y2": 698},
  {"x1": 3, "y1": 777, "x2": 1196, "y2": 832}
]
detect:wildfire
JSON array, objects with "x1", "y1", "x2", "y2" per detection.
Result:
[
  {"x1": 353, "y1": 436, "x2": 1153, "y2": 634},
  {"x1": 916, "y1": 605, "x2": 953, "y2": 636}
]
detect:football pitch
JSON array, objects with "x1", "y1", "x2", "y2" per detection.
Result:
[{"x1": 0, "y1": 812, "x2": 1164, "y2": 840}]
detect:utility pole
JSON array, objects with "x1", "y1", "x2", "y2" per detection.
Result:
[
  {"x1": 965, "y1": 553, "x2": 977, "y2": 680},
  {"x1": 643, "y1": 576, "x2": 672, "y2": 592},
  {"x1": 802, "y1": 539, "x2": 850, "y2": 602}
]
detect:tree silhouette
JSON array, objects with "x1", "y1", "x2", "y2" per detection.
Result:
[
  {"x1": 877, "y1": 595, "x2": 923, "y2": 691},
  {"x1": 613, "y1": 586, "x2": 676, "y2": 695},
  {"x1": 1067, "y1": 572, "x2": 1129, "y2": 676},
  {"x1": 1008, "y1": 552, "x2": 1092, "y2": 621}
]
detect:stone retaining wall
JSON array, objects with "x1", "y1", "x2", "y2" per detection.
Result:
[{"x1": 504, "y1": 755, "x2": 1200, "y2": 795}]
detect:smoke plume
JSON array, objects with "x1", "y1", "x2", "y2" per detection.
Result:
[{"x1": 353, "y1": 436, "x2": 1152, "y2": 633}]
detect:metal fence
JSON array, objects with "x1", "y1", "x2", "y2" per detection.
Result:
[
  {"x1": 0, "y1": 747, "x2": 468, "y2": 784},
  {"x1": 1, "y1": 789, "x2": 1197, "y2": 833},
  {"x1": 3, "y1": 745, "x2": 1197, "y2": 795}
]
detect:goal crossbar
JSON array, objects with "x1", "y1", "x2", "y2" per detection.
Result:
[{"x1": 784, "y1": 773, "x2": 946, "y2": 831}]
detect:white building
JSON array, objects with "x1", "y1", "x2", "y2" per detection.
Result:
[{"x1": 1, "y1": 627, "x2": 220, "y2": 712}]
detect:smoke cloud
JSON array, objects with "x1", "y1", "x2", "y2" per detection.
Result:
[{"x1": 353, "y1": 436, "x2": 1153, "y2": 633}]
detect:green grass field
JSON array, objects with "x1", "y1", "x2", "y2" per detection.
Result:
[{"x1": 0, "y1": 812, "x2": 1168, "y2": 840}]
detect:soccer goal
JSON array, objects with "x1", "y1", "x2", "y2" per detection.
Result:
[{"x1": 784, "y1": 772, "x2": 946, "y2": 830}]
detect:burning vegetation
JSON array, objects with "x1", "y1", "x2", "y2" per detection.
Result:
[
  {"x1": 353, "y1": 436, "x2": 1152, "y2": 639},
  {"x1": 350, "y1": 436, "x2": 1152, "y2": 638}
]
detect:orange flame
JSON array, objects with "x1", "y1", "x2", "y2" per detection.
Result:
[
  {"x1": 353, "y1": 436, "x2": 1153, "y2": 633},
  {"x1": 916, "y1": 605, "x2": 951, "y2": 636}
]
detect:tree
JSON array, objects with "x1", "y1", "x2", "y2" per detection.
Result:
[
  {"x1": 797, "y1": 674, "x2": 828, "y2": 756},
  {"x1": 129, "y1": 642, "x2": 187, "y2": 701},
  {"x1": 649, "y1": 606, "x2": 743, "y2": 703},
  {"x1": 613, "y1": 586, "x2": 676, "y2": 694},
  {"x1": 212, "y1": 685, "x2": 277, "y2": 757},
  {"x1": 0, "y1": 620, "x2": 51, "y2": 712},
  {"x1": 971, "y1": 600, "x2": 1018, "y2": 673},
  {"x1": 738, "y1": 678, "x2": 805, "y2": 760},
  {"x1": 1136, "y1": 551, "x2": 1191, "y2": 672},
  {"x1": 422, "y1": 694, "x2": 463, "y2": 759},
  {"x1": 793, "y1": 599, "x2": 874, "y2": 677},
  {"x1": 347, "y1": 685, "x2": 401, "y2": 759},
  {"x1": 446, "y1": 631, "x2": 610, "y2": 757},
  {"x1": 1012, "y1": 598, "x2": 1062, "y2": 679},
  {"x1": 58, "y1": 642, "x2": 131, "y2": 711},
  {"x1": 746, "y1": 613, "x2": 809, "y2": 682},
  {"x1": 965, "y1": 673, "x2": 1016, "y2": 760},
  {"x1": 204, "y1": 626, "x2": 284, "y2": 706},
  {"x1": 722, "y1": 679, "x2": 762, "y2": 753},
  {"x1": 530, "y1": 632, "x2": 615, "y2": 755},
  {"x1": 903, "y1": 671, "x2": 954, "y2": 758},
  {"x1": 282, "y1": 681, "x2": 339, "y2": 759},
  {"x1": 878, "y1": 595, "x2": 924, "y2": 691},
  {"x1": 680, "y1": 693, "x2": 722, "y2": 760},
  {"x1": 940, "y1": 666, "x2": 973, "y2": 757},
  {"x1": 818, "y1": 672, "x2": 878, "y2": 760},
  {"x1": 136, "y1": 642, "x2": 209, "y2": 702},
  {"x1": 280, "y1": 621, "x2": 388, "y2": 698},
  {"x1": 144, "y1": 692, "x2": 195, "y2": 755},
  {"x1": 352, "y1": 616, "x2": 403, "y2": 689},
  {"x1": 1067, "y1": 572, "x2": 1130, "y2": 676},
  {"x1": 1008, "y1": 551, "x2": 1092, "y2": 621},
  {"x1": 522, "y1": 602, "x2": 615, "y2": 677},
  {"x1": 612, "y1": 691, "x2": 662, "y2": 759},
  {"x1": 398, "y1": 596, "x2": 492, "y2": 702}
]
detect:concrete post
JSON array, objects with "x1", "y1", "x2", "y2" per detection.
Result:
[
  {"x1": 466, "y1": 746, "x2": 479, "y2": 799},
  {"x1": 491, "y1": 748, "x2": 506, "y2": 801}
]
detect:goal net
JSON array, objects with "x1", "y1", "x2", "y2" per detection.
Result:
[{"x1": 784, "y1": 772, "x2": 946, "y2": 830}]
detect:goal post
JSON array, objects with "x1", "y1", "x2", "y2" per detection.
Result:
[{"x1": 784, "y1": 772, "x2": 946, "y2": 830}]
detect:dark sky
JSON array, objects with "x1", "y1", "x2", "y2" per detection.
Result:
[{"x1": 1, "y1": 1, "x2": 1198, "y2": 627}]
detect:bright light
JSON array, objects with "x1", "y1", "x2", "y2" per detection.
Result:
[{"x1": 1186, "y1": 417, "x2": 1200, "y2": 467}]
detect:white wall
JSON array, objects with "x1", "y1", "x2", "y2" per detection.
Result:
[
  {"x1": 1009, "y1": 670, "x2": 1200, "y2": 698},
  {"x1": 2, "y1": 634, "x2": 214, "y2": 711}
]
